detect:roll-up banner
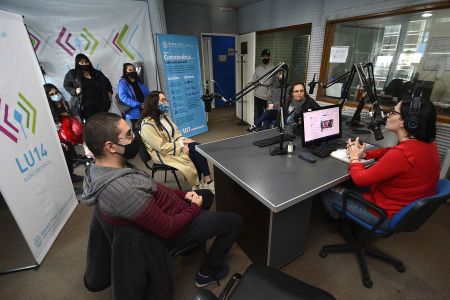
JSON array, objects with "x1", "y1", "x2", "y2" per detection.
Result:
[
  {"x1": 0, "y1": 10, "x2": 77, "y2": 264},
  {"x1": 157, "y1": 34, "x2": 208, "y2": 137}
]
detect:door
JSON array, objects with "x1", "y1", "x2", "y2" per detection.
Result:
[{"x1": 236, "y1": 32, "x2": 255, "y2": 123}]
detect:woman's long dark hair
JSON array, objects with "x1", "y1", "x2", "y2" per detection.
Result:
[
  {"x1": 121, "y1": 63, "x2": 134, "y2": 82},
  {"x1": 43, "y1": 83, "x2": 63, "y2": 123},
  {"x1": 137, "y1": 91, "x2": 175, "y2": 134},
  {"x1": 74, "y1": 53, "x2": 93, "y2": 75}
]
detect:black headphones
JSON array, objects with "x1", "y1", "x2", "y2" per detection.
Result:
[{"x1": 404, "y1": 95, "x2": 422, "y2": 131}]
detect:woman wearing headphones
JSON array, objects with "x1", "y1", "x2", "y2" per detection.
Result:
[{"x1": 321, "y1": 99, "x2": 440, "y2": 229}]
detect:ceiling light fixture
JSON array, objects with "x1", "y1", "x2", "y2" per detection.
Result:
[{"x1": 421, "y1": 12, "x2": 433, "y2": 18}]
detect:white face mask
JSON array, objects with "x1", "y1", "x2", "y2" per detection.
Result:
[{"x1": 50, "y1": 94, "x2": 62, "y2": 102}]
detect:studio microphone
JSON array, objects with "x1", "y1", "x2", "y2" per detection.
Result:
[{"x1": 308, "y1": 73, "x2": 317, "y2": 94}]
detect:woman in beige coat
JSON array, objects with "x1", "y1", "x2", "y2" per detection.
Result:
[{"x1": 138, "y1": 91, "x2": 214, "y2": 191}]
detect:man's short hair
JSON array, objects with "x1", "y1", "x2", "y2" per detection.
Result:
[
  {"x1": 84, "y1": 112, "x2": 122, "y2": 157},
  {"x1": 261, "y1": 49, "x2": 270, "y2": 56}
]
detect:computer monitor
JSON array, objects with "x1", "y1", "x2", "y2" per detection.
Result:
[{"x1": 301, "y1": 104, "x2": 342, "y2": 147}]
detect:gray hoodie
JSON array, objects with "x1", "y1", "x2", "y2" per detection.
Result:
[{"x1": 82, "y1": 164, "x2": 157, "y2": 219}]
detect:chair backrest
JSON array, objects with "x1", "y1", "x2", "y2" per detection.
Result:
[
  {"x1": 134, "y1": 130, "x2": 153, "y2": 168},
  {"x1": 390, "y1": 179, "x2": 450, "y2": 233},
  {"x1": 440, "y1": 149, "x2": 450, "y2": 180}
]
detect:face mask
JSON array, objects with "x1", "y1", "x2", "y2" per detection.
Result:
[
  {"x1": 158, "y1": 103, "x2": 170, "y2": 114},
  {"x1": 114, "y1": 133, "x2": 141, "y2": 160},
  {"x1": 78, "y1": 64, "x2": 90, "y2": 72},
  {"x1": 262, "y1": 58, "x2": 270, "y2": 64},
  {"x1": 127, "y1": 72, "x2": 138, "y2": 79},
  {"x1": 50, "y1": 94, "x2": 62, "y2": 102}
]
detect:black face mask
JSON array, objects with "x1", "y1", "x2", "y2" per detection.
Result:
[
  {"x1": 78, "y1": 64, "x2": 91, "y2": 72},
  {"x1": 127, "y1": 72, "x2": 138, "y2": 80},
  {"x1": 262, "y1": 58, "x2": 270, "y2": 64},
  {"x1": 113, "y1": 133, "x2": 141, "y2": 160}
]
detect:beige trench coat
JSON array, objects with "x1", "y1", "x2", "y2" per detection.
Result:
[{"x1": 140, "y1": 116, "x2": 200, "y2": 186}]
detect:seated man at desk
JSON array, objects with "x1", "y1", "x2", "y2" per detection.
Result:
[
  {"x1": 81, "y1": 112, "x2": 242, "y2": 287},
  {"x1": 321, "y1": 99, "x2": 440, "y2": 229}
]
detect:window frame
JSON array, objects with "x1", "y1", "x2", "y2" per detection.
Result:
[{"x1": 318, "y1": 1, "x2": 450, "y2": 123}]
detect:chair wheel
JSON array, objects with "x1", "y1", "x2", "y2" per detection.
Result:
[
  {"x1": 395, "y1": 264, "x2": 406, "y2": 273},
  {"x1": 319, "y1": 251, "x2": 327, "y2": 258},
  {"x1": 363, "y1": 279, "x2": 373, "y2": 288}
]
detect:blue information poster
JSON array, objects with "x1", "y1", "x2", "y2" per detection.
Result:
[{"x1": 157, "y1": 34, "x2": 207, "y2": 137}]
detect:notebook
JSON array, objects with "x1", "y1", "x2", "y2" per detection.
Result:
[{"x1": 330, "y1": 148, "x2": 375, "y2": 166}]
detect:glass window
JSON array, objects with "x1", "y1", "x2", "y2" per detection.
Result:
[{"x1": 322, "y1": 7, "x2": 450, "y2": 116}]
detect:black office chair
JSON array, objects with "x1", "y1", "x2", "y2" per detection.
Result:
[
  {"x1": 134, "y1": 130, "x2": 182, "y2": 190},
  {"x1": 193, "y1": 264, "x2": 335, "y2": 300},
  {"x1": 319, "y1": 179, "x2": 450, "y2": 288}
]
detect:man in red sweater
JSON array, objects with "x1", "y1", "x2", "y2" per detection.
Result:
[
  {"x1": 322, "y1": 99, "x2": 440, "y2": 228},
  {"x1": 81, "y1": 112, "x2": 242, "y2": 287}
]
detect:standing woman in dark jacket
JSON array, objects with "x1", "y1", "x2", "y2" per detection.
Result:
[
  {"x1": 117, "y1": 63, "x2": 150, "y2": 128},
  {"x1": 63, "y1": 53, "x2": 113, "y2": 122}
]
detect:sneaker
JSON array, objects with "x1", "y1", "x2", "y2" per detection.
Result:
[
  {"x1": 195, "y1": 265, "x2": 229, "y2": 288},
  {"x1": 205, "y1": 181, "x2": 215, "y2": 194},
  {"x1": 246, "y1": 124, "x2": 258, "y2": 132}
]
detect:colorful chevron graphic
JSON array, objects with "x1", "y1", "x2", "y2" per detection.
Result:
[
  {"x1": 56, "y1": 26, "x2": 76, "y2": 56},
  {"x1": 81, "y1": 27, "x2": 99, "y2": 56},
  {"x1": 28, "y1": 31, "x2": 41, "y2": 51},
  {"x1": 0, "y1": 97, "x2": 19, "y2": 143},
  {"x1": 111, "y1": 24, "x2": 144, "y2": 61},
  {"x1": 15, "y1": 92, "x2": 37, "y2": 135}
]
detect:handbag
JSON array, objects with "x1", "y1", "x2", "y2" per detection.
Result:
[{"x1": 114, "y1": 94, "x2": 132, "y2": 114}]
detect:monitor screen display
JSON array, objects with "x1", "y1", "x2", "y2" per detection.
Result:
[{"x1": 301, "y1": 104, "x2": 341, "y2": 147}]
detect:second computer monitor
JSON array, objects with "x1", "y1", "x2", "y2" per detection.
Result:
[{"x1": 301, "y1": 104, "x2": 342, "y2": 147}]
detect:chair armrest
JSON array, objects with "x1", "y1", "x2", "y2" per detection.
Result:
[
  {"x1": 341, "y1": 190, "x2": 388, "y2": 234},
  {"x1": 218, "y1": 273, "x2": 242, "y2": 300},
  {"x1": 193, "y1": 289, "x2": 218, "y2": 300}
]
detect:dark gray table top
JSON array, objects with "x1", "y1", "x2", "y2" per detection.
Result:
[{"x1": 197, "y1": 125, "x2": 397, "y2": 213}]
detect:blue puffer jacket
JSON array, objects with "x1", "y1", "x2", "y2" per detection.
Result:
[{"x1": 117, "y1": 78, "x2": 150, "y2": 120}]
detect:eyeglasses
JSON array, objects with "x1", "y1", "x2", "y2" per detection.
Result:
[
  {"x1": 118, "y1": 131, "x2": 134, "y2": 141},
  {"x1": 292, "y1": 90, "x2": 305, "y2": 94},
  {"x1": 387, "y1": 109, "x2": 402, "y2": 117}
]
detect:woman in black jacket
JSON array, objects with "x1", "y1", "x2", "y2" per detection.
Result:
[{"x1": 63, "y1": 53, "x2": 113, "y2": 121}]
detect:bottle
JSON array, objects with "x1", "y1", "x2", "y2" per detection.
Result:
[{"x1": 287, "y1": 141, "x2": 294, "y2": 156}]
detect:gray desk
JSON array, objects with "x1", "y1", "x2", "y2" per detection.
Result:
[{"x1": 196, "y1": 126, "x2": 396, "y2": 268}]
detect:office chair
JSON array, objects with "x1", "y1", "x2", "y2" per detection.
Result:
[
  {"x1": 319, "y1": 179, "x2": 450, "y2": 288},
  {"x1": 134, "y1": 131, "x2": 182, "y2": 190},
  {"x1": 193, "y1": 264, "x2": 335, "y2": 300}
]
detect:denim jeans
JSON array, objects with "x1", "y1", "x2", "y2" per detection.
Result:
[
  {"x1": 321, "y1": 185, "x2": 391, "y2": 231},
  {"x1": 188, "y1": 142, "x2": 211, "y2": 179},
  {"x1": 168, "y1": 189, "x2": 243, "y2": 274},
  {"x1": 254, "y1": 109, "x2": 277, "y2": 129}
]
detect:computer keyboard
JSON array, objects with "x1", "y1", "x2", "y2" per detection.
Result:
[
  {"x1": 309, "y1": 139, "x2": 347, "y2": 158},
  {"x1": 253, "y1": 134, "x2": 296, "y2": 147}
]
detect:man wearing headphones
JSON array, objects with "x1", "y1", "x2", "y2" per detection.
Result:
[{"x1": 321, "y1": 98, "x2": 440, "y2": 229}]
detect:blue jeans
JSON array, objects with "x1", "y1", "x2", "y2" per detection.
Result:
[
  {"x1": 254, "y1": 109, "x2": 277, "y2": 129},
  {"x1": 168, "y1": 189, "x2": 242, "y2": 274},
  {"x1": 188, "y1": 142, "x2": 211, "y2": 180},
  {"x1": 321, "y1": 185, "x2": 391, "y2": 231}
]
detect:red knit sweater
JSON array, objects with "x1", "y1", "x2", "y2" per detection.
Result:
[{"x1": 349, "y1": 140, "x2": 440, "y2": 218}]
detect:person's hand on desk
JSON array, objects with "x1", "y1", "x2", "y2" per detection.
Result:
[{"x1": 347, "y1": 137, "x2": 366, "y2": 162}]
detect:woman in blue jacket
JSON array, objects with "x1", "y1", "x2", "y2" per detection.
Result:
[{"x1": 117, "y1": 63, "x2": 150, "y2": 128}]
